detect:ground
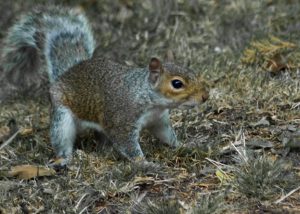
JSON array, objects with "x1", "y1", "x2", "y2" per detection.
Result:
[{"x1": 0, "y1": 0, "x2": 299, "y2": 213}]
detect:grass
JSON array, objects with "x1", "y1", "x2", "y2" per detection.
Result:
[
  {"x1": 0, "y1": 0, "x2": 300, "y2": 213},
  {"x1": 233, "y1": 153, "x2": 294, "y2": 201}
]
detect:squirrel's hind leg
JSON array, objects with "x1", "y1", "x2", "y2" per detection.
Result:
[{"x1": 50, "y1": 106, "x2": 77, "y2": 165}]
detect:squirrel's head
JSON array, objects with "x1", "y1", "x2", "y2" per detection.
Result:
[{"x1": 148, "y1": 52, "x2": 209, "y2": 109}]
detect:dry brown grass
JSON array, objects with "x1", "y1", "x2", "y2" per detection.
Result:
[{"x1": 0, "y1": 0, "x2": 300, "y2": 213}]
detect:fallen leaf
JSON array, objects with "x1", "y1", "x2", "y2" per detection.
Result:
[
  {"x1": 48, "y1": 157, "x2": 69, "y2": 168},
  {"x1": 287, "y1": 125, "x2": 297, "y2": 132},
  {"x1": 282, "y1": 131, "x2": 300, "y2": 150},
  {"x1": 132, "y1": 176, "x2": 155, "y2": 185},
  {"x1": 20, "y1": 128, "x2": 33, "y2": 136},
  {"x1": 265, "y1": 53, "x2": 288, "y2": 73},
  {"x1": 0, "y1": 119, "x2": 18, "y2": 142},
  {"x1": 0, "y1": 126, "x2": 10, "y2": 141},
  {"x1": 251, "y1": 116, "x2": 275, "y2": 127},
  {"x1": 8, "y1": 165, "x2": 56, "y2": 180},
  {"x1": 119, "y1": 176, "x2": 155, "y2": 193},
  {"x1": 247, "y1": 138, "x2": 274, "y2": 149},
  {"x1": 241, "y1": 36, "x2": 300, "y2": 73}
]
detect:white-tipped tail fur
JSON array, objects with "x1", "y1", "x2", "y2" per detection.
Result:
[{"x1": 0, "y1": 6, "x2": 95, "y2": 100}]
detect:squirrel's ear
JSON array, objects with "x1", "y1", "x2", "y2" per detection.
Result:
[
  {"x1": 164, "y1": 50, "x2": 175, "y2": 63},
  {"x1": 149, "y1": 57, "x2": 162, "y2": 85}
]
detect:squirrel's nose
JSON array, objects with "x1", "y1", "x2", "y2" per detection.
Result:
[{"x1": 202, "y1": 93, "x2": 209, "y2": 102}]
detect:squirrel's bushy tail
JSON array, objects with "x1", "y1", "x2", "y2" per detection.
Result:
[{"x1": 0, "y1": 6, "x2": 95, "y2": 101}]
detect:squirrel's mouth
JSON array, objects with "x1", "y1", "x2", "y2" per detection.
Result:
[{"x1": 178, "y1": 100, "x2": 198, "y2": 110}]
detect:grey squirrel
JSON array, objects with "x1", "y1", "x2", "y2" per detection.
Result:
[{"x1": 1, "y1": 6, "x2": 209, "y2": 165}]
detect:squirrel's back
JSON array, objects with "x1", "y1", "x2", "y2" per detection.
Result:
[{"x1": 0, "y1": 6, "x2": 95, "y2": 100}]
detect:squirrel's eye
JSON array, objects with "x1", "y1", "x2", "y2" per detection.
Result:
[{"x1": 171, "y1": 79, "x2": 184, "y2": 89}]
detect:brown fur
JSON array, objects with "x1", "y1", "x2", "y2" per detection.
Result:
[
  {"x1": 157, "y1": 65, "x2": 208, "y2": 103},
  {"x1": 50, "y1": 56, "x2": 209, "y2": 161}
]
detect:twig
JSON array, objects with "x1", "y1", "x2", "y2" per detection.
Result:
[
  {"x1": 75, "y1": 193, "x2": 88, "y2": 211},
  {"x1": 231, "y1": 131, "x2": 248, "y2": 164},
  {"x1": 275, "y1": 186, "x2": 300, "y2": 204},
  {"x1": 136, "y1": 191, "x2": 147, "y2": 204},
  {"x1": 205, "y1": 157, "x2": 234, "y2": 168},
  {"x1": 230, "y1": 142, "x2": 243, "y2": 160},
  {"x1": 205, "y1": 157, "x2": 231, "y2": 177},
  {"x1": 79, "y1": 206, "x2": 88, "y2": 214},
  {"x1": 291, "y1": 102, "x2": 300, "y2": 109},
  {"x1": 0, "y1": 129, "x2": 20, "y2": 150},
  {"x1": 75, "y1": 162, "x2": 82, "y2": 179},
  {"x1": 241, "y1": 132, "x2": 247, "y2": 161}
]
